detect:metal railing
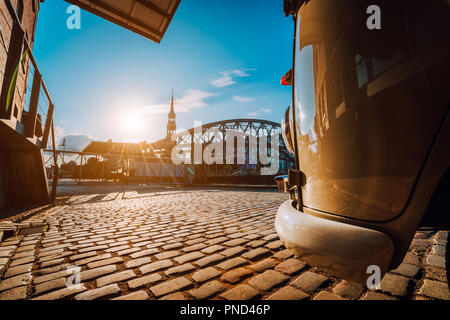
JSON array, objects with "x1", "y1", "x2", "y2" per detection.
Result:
[
  {"x1": 42, "y1": 148, "x2": 282, "y2": 188},
  {"x1": 42, "y1": 150, "x2": 190, "y2": 186},
  {"x1": 1, "y1": 0, "x2": 54, "y2": 149},
  {"x1": 21, "y1": 45, "x2": 55, "y2": 148},
  {"x1": 1, "y1": 0, "x2": 57, "y2": 201}
]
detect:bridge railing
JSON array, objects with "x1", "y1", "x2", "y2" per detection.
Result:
[
  {"x1": 43, "y1": 150, "x2": 191, "y2": 185},
  {"x1": 42, "y1": 149, "x2": 284, "y2": 187}
]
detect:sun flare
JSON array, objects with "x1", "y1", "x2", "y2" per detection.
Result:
[
  {"x1": 123, "y1": 112, "x2": 139, "y2": 130},
  {"x1": 117, "y1": 109, "x2": 144, "y2": 137}
]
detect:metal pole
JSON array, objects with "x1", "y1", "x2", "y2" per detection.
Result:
[
  {"x1": 25, "y1": 71, "x2": 42, "y2": 137},
  {"x1": 50, "y1": 122, "x2": 58, "y2": 203},
  {"x1": 102, "y1": 156, "x2": 105, "y2": 182},
  {"x1": 78, "y1": 154, "x2": 83, "y2": 184},
  {"x1": 190, "y1": 132, "x2": 195, "y2": 185}
]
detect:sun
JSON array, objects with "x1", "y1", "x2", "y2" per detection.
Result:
[
  {"x1": 123, "y1": 111, "x2": 140, "y2": 130},
  {"x1": 118, "y1": 109, "x2": 144, "y2": 137}
]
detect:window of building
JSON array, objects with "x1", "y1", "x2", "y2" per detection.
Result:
[
  {"x1": 355, "y1": 54, "x2": 369, "y2": 88},
  {"x1": 355, "y1": 48, "x2": 408, "y2": 88}
]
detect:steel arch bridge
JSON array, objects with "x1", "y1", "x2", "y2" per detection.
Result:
[{"x1": 150, "y1": 119, "x2": 294, "y2": 181}]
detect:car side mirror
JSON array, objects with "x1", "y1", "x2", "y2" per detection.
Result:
[{"x1": 280, "y1": 68, "x2": 293, "y2": 86}]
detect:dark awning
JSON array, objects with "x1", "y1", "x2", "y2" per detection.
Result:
[{"x1": 65, "y1": 0, "x2": 181, "y2": 43}]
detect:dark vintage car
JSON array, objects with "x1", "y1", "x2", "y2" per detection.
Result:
[{"x1": 276, "y1": 0, "x2": 449, "y2": 284}]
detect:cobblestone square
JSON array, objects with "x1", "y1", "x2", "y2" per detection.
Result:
[{"x1": 0, "y1": 188, "x2": 448, "y2": 300}]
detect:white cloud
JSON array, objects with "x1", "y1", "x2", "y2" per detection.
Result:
[
  {"x1": 233, "y1": 96, "x2": 254, "y2": 103},
  {"x1": 54, "y1": 125, "x2": 65, "y2": 145},
  {"x1": 177, "y1": 90, "x2": 217, "y2": 112},
  {"x1": 248, "y1": 108, "x2": 272, "y2": 118},
  {"x1": 144, "y1": 89, "x2": 217, "y2": 115},
  {"x1": 58, "y1": 134, "x2": 96, "y2": 151},
  {"x1": 211, "y1": 72, "x2": 235, "y2": 88},
  {"x1": 210, "y1": 68, "x2": 255, "y2": 88},
  {"x1": 231, "y1": 68, "x2": 255, "y2": 77}
]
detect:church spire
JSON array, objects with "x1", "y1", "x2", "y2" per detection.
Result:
[
  {"x1": 169, "y1": 90, "x2": 175, "y2": 116},
  {"x1": 166, "y1": 90, "x2": 176, "y2": 139}
]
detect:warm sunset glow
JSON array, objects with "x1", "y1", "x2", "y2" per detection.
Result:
[
  {"x1": 117, "y1": 109, "x2": 144, "y2": 138},
  {"x1": 123, "y1": 111, "x2": 140, "y2": 130}
]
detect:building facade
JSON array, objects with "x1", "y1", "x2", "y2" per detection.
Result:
[{"x1": 0, "y1": 0, "x2": 52, "y2": 215}]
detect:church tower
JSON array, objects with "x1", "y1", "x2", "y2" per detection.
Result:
[{"x1": 166, "y1": 91, "x2": 176, "y2": 139}]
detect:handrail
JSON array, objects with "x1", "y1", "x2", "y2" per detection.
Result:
[
  {"x1": 3, "y1": 0, "x2": 54, "y2": 147},
  {"x1": 24, "y1": 42, "x2": 53, "y2": 106},
  {"x1": 42, "y1": 149, "x2": 176, "y2": 161},
  {"x1": 3, "y1": 0, "x2": 53, "y2": 105}
]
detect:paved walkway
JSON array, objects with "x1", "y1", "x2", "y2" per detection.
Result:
[{"x1": 0, "y1": 189, "x2": 448, "y2": 300}]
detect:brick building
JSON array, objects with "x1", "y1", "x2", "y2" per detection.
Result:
[
  {"x1": 0, "y1": 0, "x2": 51, "y2": 216},
  {"x1": 0, "y1": 0, "x2": 41, "y2": 122}
]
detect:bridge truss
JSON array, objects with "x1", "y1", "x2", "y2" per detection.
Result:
[{"x1": 151, "y1": 119, "x2": 294, "y2": 181}]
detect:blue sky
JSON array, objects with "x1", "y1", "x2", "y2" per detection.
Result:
[{"x1": 34, "y1": 0, "x2": 293, "y2": 149}]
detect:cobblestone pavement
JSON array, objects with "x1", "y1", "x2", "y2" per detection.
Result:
[{"x1": 0, "y1": 189, "x2": 448, "y2": 300}]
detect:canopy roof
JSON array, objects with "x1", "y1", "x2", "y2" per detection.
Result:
[
  {"x1": 65, "y1": 0, "x2": 181, "y2": 43},
  {"x1": 82, "y1": 140, "x2": 150, "y2": 155}
]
